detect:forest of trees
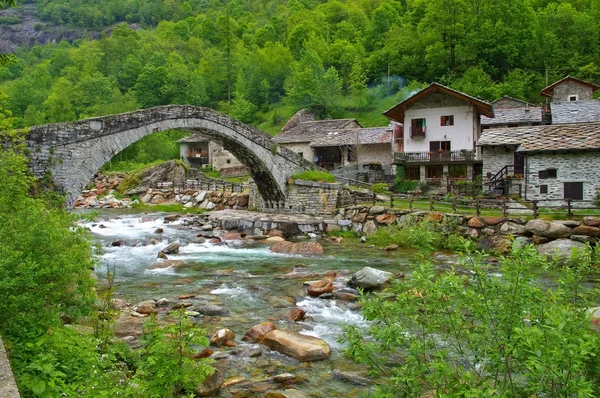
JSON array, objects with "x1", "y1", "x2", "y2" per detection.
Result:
[{"x1": 0, "y1": 0, "x2": 599, "y2": 134}]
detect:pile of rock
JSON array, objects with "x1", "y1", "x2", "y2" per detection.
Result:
[
  {"x1": 139, "y1": 188, "x2": 249, "y2": 210},
  {"x1": 75, "y1": 192, "x2": 137, "y2": 209}
]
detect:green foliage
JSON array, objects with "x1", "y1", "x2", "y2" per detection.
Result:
[
  {"x1": 132, "y1": 203, "x2": 207, "y2": 214},
  {"x1": 327, "y1": 230, "x2": 358, "y2": 238},
  {"x1": 291, "y1": 170, "x2": 336, "y2": 183},
  {"x1": 371, "y1": 183, "x2": 390, "y2": 195},
  {"x1": 392, "y1": 165, "x2": 418, "y2": 193},
  {"x1": 343, "y1": 243, "x2": 600, "y2": 397},
  {"x1": 368, "y1": 214, "x2": 463, "y2": 251},
  {"x1": 132, "y1": 310, "x2": 214, "y2": 397},
  {"x1": 117, "y1": 170, "x2": 142, "y2": 194}
]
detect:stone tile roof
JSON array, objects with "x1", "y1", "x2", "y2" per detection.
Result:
[
  {"x1": 481, "y1": 107, "x2": 542, "y2": 126},
  {"x1": 478, "y1": 122, "x2": 600, "y2": 152},
  {"x1": 273, "y1": 119, "x2": 359, "y2": 144},
  {"x1": 541, "y1": 75, "x2": 600, "y2": 98},
  {"x1": 550, "y1": 100, "x2": 600, "y2": 124},
  {"x1": 178, "y1": 134, "x2": 209, "y2": 143},
  {"x1": 309, "y1": 127, "x2": 391, "y2": 147}
]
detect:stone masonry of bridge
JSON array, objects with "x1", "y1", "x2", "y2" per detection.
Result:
[{"x1": 25, "y1": 106, "x2": 318, "y2": 208}]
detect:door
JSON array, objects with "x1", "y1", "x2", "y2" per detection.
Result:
[
  {"x1": 564, "y1": 182, "x2": 583, "y2": 200},
  {"x1": 514, "y1": 152, "x2": 525, "y2": 175}
]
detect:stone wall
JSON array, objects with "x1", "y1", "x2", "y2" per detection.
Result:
[
  {"x1": 552, "y1": 81, "x2": 593, "y2": 102},
  {"x1": 525, "y1": 152, "x2": 600, "y2": 202},
  {"x1": 249, "y1": 179, "x2": 341, "y2": 215},
  {"x1": 482, "y1": 146, "x2": 516, "y2": 179}
]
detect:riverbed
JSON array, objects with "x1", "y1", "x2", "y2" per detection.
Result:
[{"x1": 84, "y1": 212, "x2": 430, "y2": 397}]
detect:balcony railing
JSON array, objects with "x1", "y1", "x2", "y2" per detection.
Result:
[{"x1": 394, "y1": 150, "x2": 475, "y2": 163}]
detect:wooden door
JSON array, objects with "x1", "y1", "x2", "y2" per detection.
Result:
[{"x1": 514, "y1": 152, "x2": 525, "y2": 175}]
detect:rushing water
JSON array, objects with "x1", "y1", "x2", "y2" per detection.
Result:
[{"x1": 84, "y1": 212, "x2": 427, "y2": 397}]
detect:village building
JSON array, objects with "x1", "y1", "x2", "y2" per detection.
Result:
[
  {"x1": 481, "y1": 96, "x2": 542, "y2": 130},
  {"x1": 178, "y1": 134, "x2": 248, "y2": 177},
  {"x1": 542, "y1": 76, "x2": 600, "y2": 124},
  {"x1": 478, "y1": 122, "x2": 600, "y2": 201},
  {"x1": 383, "y1": 83, "x2": 494, "y2": 190}
]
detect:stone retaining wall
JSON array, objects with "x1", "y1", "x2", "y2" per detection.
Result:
[{"x1": 0, "y1": 337, "x2": 20, "y2": 398}]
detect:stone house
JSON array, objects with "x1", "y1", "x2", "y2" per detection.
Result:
[
  {"x1": 542, "y1": 76, "x2": 600, "y2": 124},
  {"x1": 178, "y1": 134, "x2": 248, "y2": 177},
  {"x1": 481, "y1": 96, "x2": 542, "y2": 130},
  {"x1": 384, "y1": 83, "x2": 494, "y2": 189},
  {"x1": 478, "y1": 122, "x2": 600, "y2": 201}
]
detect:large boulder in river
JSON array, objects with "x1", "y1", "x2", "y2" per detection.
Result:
[
  {"x1": 261, "y1": 330, "x2": 331, "y2": 362},
  {"x1": 161, "y1": 241, "x2": 180, "y2": 255},
  {"x1": 536, "y1": 239, "x2": 587, "y2": 261},
  {"x1": 307, "y1": 279, "x2": 334, "y2": 297},
  {"x1": 348, "y1": 266, "x2": 393, "y2": 289},
  {"x1": 210, "y1": 329, "x2": 236, "y2": 347},
  {"x1": 119, "y1": 160, "x2": 186, "y2": 195},
  {"x1": 525, "y1": 219, "x2": 572, "y2": 239},
  {"x1": 242, "y1": 322, "x2": 277, "y2": 343},
  {"x1": 270, "y1": 241, "x2": 324, "y2": 255},
  {"x1": 195, "y1": 368, "x2": 224, "y2": 397}
]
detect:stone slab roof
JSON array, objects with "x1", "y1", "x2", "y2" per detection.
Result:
[
  {"x1": 481, "y1": 106, "x2": 542, "y2": 126},
  {"x1": 273, "y1": 119, "x2": 359, "y2": 144},
  {"x1": 550, "y1": 100, "x2": 600, "y2": 124},
  {"x1": 478, "y1": 122, "x2": 600, "y2": 152},
  {"x1": 178, "y1": 134, "x2": 209, "y2": 143},
  {"x1": 309, "y1": 127, "x2": 391, "y2": 147}
]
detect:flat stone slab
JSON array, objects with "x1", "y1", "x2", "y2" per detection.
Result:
[{"x1": 0, "y1": 338, "x2": 20, "y2": 398}]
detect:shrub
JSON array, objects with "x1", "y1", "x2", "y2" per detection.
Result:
[
  {"x1": 291, "y1": 170, "x2": 336, "y2": 183},
  {"x1": 392, "y1": 165, "x2": 418, "y2": 193},
  {"x1": 343, "y1": 242, "x2": 600, "y2": 397},
  {"x1": 371, "y1": 183, "x2": 390, "y2": 195}
]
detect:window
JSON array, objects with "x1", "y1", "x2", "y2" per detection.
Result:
[
  {"x1": 540, "y1": 185, "x2": 548, "y2": 194},
  {"x1": 539, "y1": 168, "x2": 557, "y2": 179},
  {"x1": 226, "y1": 159, "x2": 231, "y2": 164},
  {"x1": 411, "y1": 118, "x2": 426, "y2": 137},
  {"x1": 429, "y1": 141, "x2": 451, "y2": 152},
  {"x1": 568, "y1": 95, "x2": 578, "y2": 102},
  {"x1": 448, "y1": 164, "x2": 467, "y2": 178},
  {"x1": 564, "y1": 182, "x2": 583, "y2": 200},
  {"x1": 440, "y1": 115, "x2": 454, "y2": 126},
  {"x1": 425, "y1": 165, "x2": 443, "y2": 178},
  {"x1": 298, "y1": 152, "x2": 303, "y2": 158},
  {"x1": 405, "y1": 166, "x2": 420, "y2": 181}
]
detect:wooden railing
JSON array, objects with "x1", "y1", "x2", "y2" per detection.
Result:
[{"x1": 394, "y1": 150, "x2": 475, "y2": 163}]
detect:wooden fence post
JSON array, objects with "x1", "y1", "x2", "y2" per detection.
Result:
[
  {"x1": 353, "y1": 191, "x2": 357, "y2": 206},
  {"x1": 567, "y1": 199, "x2": 572, "y2": 219},
  {"x1": 409, "y1": 195, "x2": 413, "y2": 212},
  {"x1": 476, "y1": 198, "x2": 480, "y2": 217},
  {"x1": 503, "y1": 198, "x2": 507, "y2": 217},
  {"x1": 372, "y1": 190, "x2": 376, "y2": 206},
  {"x1": 532, "y1": 200, "x2": 538, "y2": 219},
  {"x1": 429, "y1": 196, "x2": 434, "y2": 211},
  {"x1": 452, "y1": 197, "x2": 456, "y2": 213},
  {"x1": 390, "y1": 194, "x2": 394, "y2": 208}
]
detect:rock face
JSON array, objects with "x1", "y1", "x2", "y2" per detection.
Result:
[
  {"x1": 536, "y1": 239, "x2": 587, "y2": 260},
  {"x1": 121, "y1": 160, "x2": 186, "y2": 195},
  {"x1": 348, "y1": 266, "x2": 393, "y2": 289},
  {"x1": 525, "y1": 220, "x2": 572, "y2": 239},
  {"x1": 270, "y1": 241, "x2": 324, "y2": 255},
  {"x1": 261, "y1": 330, "x2": 331, "y2": 362}
]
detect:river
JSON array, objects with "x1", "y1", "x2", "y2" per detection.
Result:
[{"x1": 83, "y1": 211, "x2": 430, "y2": 397}]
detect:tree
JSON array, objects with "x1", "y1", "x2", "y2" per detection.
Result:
[
  {"x1": 44, "y1": 77, "x2": 77, "y2": 122},
  {"x1": 349, "y1": 61, "x2": 368, "y2": 108}
]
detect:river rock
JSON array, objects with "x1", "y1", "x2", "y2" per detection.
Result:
[
  {"x1": 157, "y1": 251, "x2": 168, "y2": 259},
  {"x1": 195, "y1": 368, "x2": 224, "y2": 397},
  {"x1": 467, "y1": 217, "x2": 485, "y2": 228},
  {"x1": 265, "y1": 390, "x2": 309, "y2": 398},
  {"x1": 289, "y1": 308, "x2": 306, "y2": 321},
  {"x1": 242, "y1": 322, "x2": 277, "y2": 343},
  {"x1": 573, "y1": 226, "x2": 600, "y2": 237},
  {"x1": 384, "y1": 244, "x2": 398, "y2": 251},
  {"x1": 266, "y1": 236, "x2": 285, "y2": 243},
  {"x1": 135, "y1": 301, "x2": 157, "y2": 315},
  {"x1": 148, "y1": 260, "x2": 185, "y2": 270},
  {"x1": 197, "y1": 305, "x2": 228, "y2": 316},
  {"x1": 583, "y1": 217, "x2": 600, "y2": 227},
  {"x1": 348, "y1": 266, "x2": 393, "y2": 289},
  {"x1": 268, "y1": 296, "x2": 297, "y2": 308},
  {"x1": 307, "y1": 279, "x2": 334, "y2": 297},
  {"x1": 162, "y1": 241, "x2": 180, "y2": 254},
  {"x1": 500, "y1": 221, "x2": 527, "y2": 235},
  {"x1": 362, "y1": 220, "x2": 377, "y2": 236},
  {"x1": 111, "y1": 299, "x2": 129, "y2": 310},
  {"x1": 270, "y1": 241, "x2": 324, "y2": 255},
  {"x1": 156, "y1": 298, "x2": 169, "y2": 307},
  {"x1": 333, "y1": 291, "x2": 358, "y2": 301},
  {"x1": 525, "y1": 220, "x2": 572, "y2": 239},
  {"x1": 210, "y1": 328, "x2": 236, "y2": 347},
  {"x1": 114, "y1": 310, "x2": 146, "y2": 338},
  {"x1": 261, "y1": 330, "x2": 331, "y2": 362},
  {"x1": 536, "y1": 239, "x2": 587, "y2": 261},
  {"x1": 333, "y1": 370, "x2": 372, "y2": 386}
]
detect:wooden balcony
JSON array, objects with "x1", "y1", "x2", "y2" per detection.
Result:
[
  {"x1": 187, "y1": 152, "x2": 210, "y2": 165},
  {"x1": 394, "y1": 150, "x2": 475, "y2": 164}
]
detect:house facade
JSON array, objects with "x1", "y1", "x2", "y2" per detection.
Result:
[
  {"x1": 178, "y1": 134, "x2": 248, "y2": 177},
  {"x1": 384, "y1": 83, "x2": 494, "y2": 189},
  {"x1": 479, "y1": 123, "x2": 600, "y2": 202},
  {"x1": 542, "y1": 76, "x2": 600, "y2": 124}
]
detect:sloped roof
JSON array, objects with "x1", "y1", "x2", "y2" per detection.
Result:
[
  {"x1": 309, "y1": 127, "x2": 390, "y2": 147},
  {"x1": 540, "y1": 76, "x2": 600, "y2": 98},
  {"x1": 273, "y1": 119, "x2": 360, "y2": 144},
  {"x1": 481, "y1": 106, "x2": 542, "y2": 126},
  {"x1": 492, "y1": 96, "x2": 537, "y2": 108},
  {"x1": 478, "y1": 122, "x2": 600, "y2": 152},
  {"x1": 383, "y1": 82, "x2": 494, "y2": 123},
  {"x1": 178, "y1": 134, "x2": 209, "y2": 143},
  {"x1": 550, "y1": 100, "x2": 600, "y2": 124}
]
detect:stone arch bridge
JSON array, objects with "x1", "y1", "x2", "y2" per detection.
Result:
[{"x1": 25, "y1": 105, "x2": 318, "y2": 208}]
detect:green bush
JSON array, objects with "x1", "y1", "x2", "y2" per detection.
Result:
[
  {"x1": 392, "y1": 165, "x2": 418, "y2": 193},
  {"x1": 291, "y1": 170, "x2": 336, "y2": 183},
  {"x1": 371, "y1": 183, "x2": 390, "y2": 195},
  {"x1": 343, "y1": 242, "x2": 600, "y2": 397}
]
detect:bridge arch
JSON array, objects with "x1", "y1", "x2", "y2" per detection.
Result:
[{"x1": 25, "y1": 106, "x2": 316, "y2": 207}]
